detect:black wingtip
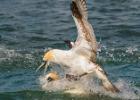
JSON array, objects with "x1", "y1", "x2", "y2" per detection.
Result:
[
  {"x1": 71, "y1": 1, "x2": 82, "y2": 19},
  {"x1": 64, "y1": 40, "x2": 72, "y2": 48}
]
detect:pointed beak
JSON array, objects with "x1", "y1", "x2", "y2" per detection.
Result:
[
  {"x1": 36, "y1": 61, "x2": 46, "y2": 72},
  {"x1": 44, "y1": 61, "x2": 50, "y2": 74},
  {"x1": 36, "y1": 61, "x2": 50, "y2": 74}
]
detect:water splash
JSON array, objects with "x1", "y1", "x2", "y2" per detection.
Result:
[
  {"x1": 0, "y1": 46, "x2": 40, "y2": 71},
  {"x1": 97, "y1": 45, "x2": 140, "y2": 64},
  {"x1": 0, "y1": 46, "x2": 34, "y2": 62},
  {"x1": 39, "y1": 74, "x2": 140, "y2": 100}
]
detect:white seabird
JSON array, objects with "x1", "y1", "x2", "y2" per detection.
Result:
[{"x1": 38, "y1": 0, "x2": 119, "y2": 93}]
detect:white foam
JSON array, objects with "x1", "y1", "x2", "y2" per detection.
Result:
[
  {"x1": 0, "y1": 46, "x2": 34, "y2": 62},
  {"x1": 126, "y1": 46, "x2": 138, "y2": 54},
  {"x1": 39, "y1": 75, "x2": 140, "y2": 99}
]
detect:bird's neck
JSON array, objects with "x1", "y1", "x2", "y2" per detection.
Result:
[{"x1": 53, "y1": 49, "x2": 72, "y2": 64}]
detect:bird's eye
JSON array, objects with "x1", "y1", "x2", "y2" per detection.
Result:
[{"x1": 47, "y1": 77, "x2": 53, "y2": 82}]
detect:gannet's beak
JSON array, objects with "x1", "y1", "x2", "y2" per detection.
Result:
[
  {"x1": 36, "y1": 50, "x2": 54, "y2": 73},
  {"x1": 36, "y1": 61, "x2": 50, "y2": 74},
  {"x1": 36, "y1": 61, "x2": 46, "y2": 72},
  {"x1": 44, "y1": 61, "x2": 50, "y2": 74}
]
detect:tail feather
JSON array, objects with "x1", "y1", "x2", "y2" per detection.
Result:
[{"x1": 95, "y1": 64, "x2": 120, "y2": 93}]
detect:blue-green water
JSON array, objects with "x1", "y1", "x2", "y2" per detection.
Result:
[{"x1": 0, "y1": 0, "x2": 140, "y2": 100}]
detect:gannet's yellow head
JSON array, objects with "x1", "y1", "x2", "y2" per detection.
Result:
[
  {"x1": 43, "y1": 50, "x2": 55, "y2": 62},
  {"x1": 36, "y1": 50, "x2": 55, "y2": 73},
  {"x1": 45, "y1": 72, "x2": 59, "y2": 82}
]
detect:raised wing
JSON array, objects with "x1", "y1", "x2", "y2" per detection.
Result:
[
  {"x1": 71, "y1": 0, "x2": 97, "y2": 62},
  {"x1": 71, "y1": 0, "x2": 88, "y2": 20}
]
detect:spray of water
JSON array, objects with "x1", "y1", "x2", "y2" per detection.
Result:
[{"x1": 39, "y1": 74, "x2": 140, "y2": 100}]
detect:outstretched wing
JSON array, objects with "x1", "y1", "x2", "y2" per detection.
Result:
[
  {"x1": 71, "y1": 0, "x2": 97, "y2": 62},
  {"x1": 92, "y1": 63, "x2": 120, "y2": 93}
]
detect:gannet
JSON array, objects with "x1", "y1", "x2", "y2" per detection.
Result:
[{"x1": 38, "y1": 0, "x2": 119, "y2": 93}]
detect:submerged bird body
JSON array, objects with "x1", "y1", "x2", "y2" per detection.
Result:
[{"x1": 39, "y1": 0, "x2": 119, "y2": 93}]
